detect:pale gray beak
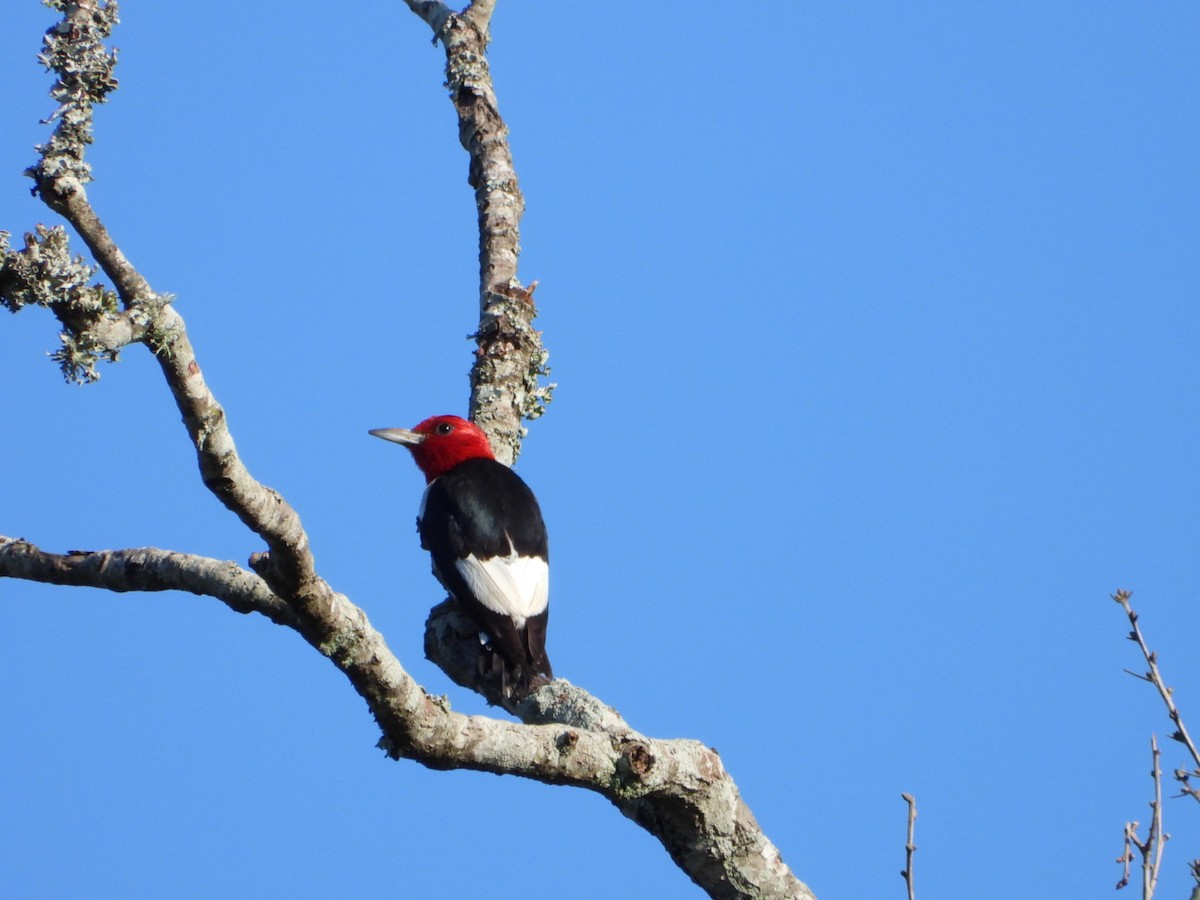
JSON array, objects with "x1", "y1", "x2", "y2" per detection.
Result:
[{"x1": 369, "y1": 427, "x2": 424, "y2": 447}]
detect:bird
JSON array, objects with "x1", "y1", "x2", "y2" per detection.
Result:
[{"x1": 369, "y1": 415, "x2": 552, "y2": 693}]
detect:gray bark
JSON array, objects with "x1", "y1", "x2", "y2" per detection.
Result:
[{"x1": 0, "y1": 3, "x2": 813, "y2": 897}]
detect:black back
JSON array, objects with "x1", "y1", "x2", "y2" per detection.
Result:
[
  {"x1": 420, "y1": 458, "x2": 548, "y2": 564},
  {"x1": 418, "y1": 457, "x2": 552, "y2": 685}
]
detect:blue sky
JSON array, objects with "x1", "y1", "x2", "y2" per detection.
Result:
[{"x1": 3, "y1": 2, "x2": 1198, "y2": 897}]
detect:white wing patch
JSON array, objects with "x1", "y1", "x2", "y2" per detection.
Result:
[{"x1": 455, "y1": 543, "x2": 549, "y2": 630}]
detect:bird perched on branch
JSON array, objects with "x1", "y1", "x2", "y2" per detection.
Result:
[{"x1": 370, "y1": 415, "x2": 552, "y2": 694}]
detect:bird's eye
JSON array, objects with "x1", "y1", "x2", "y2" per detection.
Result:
[{"x1": 435, "y1": 422, "x2": 454, "y2": 436}]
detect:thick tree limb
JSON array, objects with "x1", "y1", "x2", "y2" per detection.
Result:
[
  {"x1": 424, "y1": 598, "x2": 636, "y2": 734},
  {"x1": 0, "y1": 534, "x2": 809, "y2": 899},
  {"x1": 404, "y1": 0, "x2": 553, "y2": 464},
  {"x1": 19, "y1": 0, "x2": 331, "y2": 617},
  {"x1": 0, "y1": 536, "x2": 297, "y2": 627},
  {"x1": 3, "y1": 4, "x2": 813, "y2": 897}
]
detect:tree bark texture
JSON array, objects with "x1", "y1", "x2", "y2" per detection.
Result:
[{"x1": 0, "y1": 4, "x2": 812, "y2": 898}]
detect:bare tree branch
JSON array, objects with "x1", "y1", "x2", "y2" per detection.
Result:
[
  {"x1": 16, "y1": 0, "x2": 332, "y2": 614},
  {"x1": 1112, "y1": 592, "x2": 1200, "y2": 895},
  {"x1": 403, "y1": 0, "x2": 552, "y2": 464},
  {"x1": 1148, "y1": 736, "x2": 1168, "y2": 897},
  {"x1": 397, "y1": 0, "x2": 455, "y2": 35},
  {"x1": 1114, "y1": 590, "x2": 1200, "y2": 797},
  {"x1": 2, "y1": 4, "x2": 813, "y2": 897},
  {"x1": 461, "y1": 0, "x2": 498, "y2": 33},
  {"x1": 424, "y1": 598, "x2": 636, "y2": 733},
  {"x1": 1118, "y1": 826, "x2": 1134, "y2": 890},
  {"x1": 900, "y1": 793, "x2": 917, "y2": 900},
  {"x1": 0, "y1": 535, "x2": 811, "y2": 899},
  {"x1": 0, "y1": 536, "x2": 297, "y2": 627},
  {"x1": 1117, "y1": 736, "x2": 1169, "y2": 898}
]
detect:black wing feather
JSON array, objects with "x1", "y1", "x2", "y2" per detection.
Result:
[{"x1": 418, "y1": 458, "x2": 552, "y2": 684}]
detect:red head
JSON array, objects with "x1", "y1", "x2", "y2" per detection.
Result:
[{"x1": 369, "y1": 415, "x2": 495, "y2": 482}]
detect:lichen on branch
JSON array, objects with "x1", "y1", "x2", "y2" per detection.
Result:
[
  {"x1": 29, "y1": 0, "x2": 120, "y2": 192},
  {"x1": 0, "y1": 225, "x2": 134, "y2": 382},
  {"x1": 470, "y1": 282, "x2": 556, "y2": 462},
  {"x1": 412, "y1": 5, "x2": 554, "y2": 462},
  {"x1": 4, "y1": 4, "x2": 814, "y2": 896}
]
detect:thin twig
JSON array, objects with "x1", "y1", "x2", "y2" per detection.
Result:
[
  {"x1": 900, "y1": 792, "x2": 916, "y2": 900},
  {"x1": 1114, "y1": 590, "x2": 1200, "y2": 803},
  {"x1": 1117, "y1": 824, "x2": 1134, "y2": 890},
  {"x1": 1115, "y1": 590, "x2": 1200, "y2": 767},
  {"x1": 1148, "y1": 735, "x2": 1167, "y2": 897},
  {"x1": 1117, "y1": 736, "x2": 1170, "y2": 898}
]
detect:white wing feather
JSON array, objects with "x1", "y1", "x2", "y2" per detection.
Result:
[{"x1": 455, "y1": 549, "x2": 549, "y2": 629}]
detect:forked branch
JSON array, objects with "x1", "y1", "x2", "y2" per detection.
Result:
[
  {"x1": 1116, "y1": 736, "x2": 1168, "y2": 898},
  {"x1": 0, "y1": 3, "x2": 809, "y2": 897}
]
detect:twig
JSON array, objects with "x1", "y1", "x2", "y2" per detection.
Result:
[
  {"x1": 1117, "y1": 825, "x2": 1134, "y2": 890},
  {"x1": 1116, "y1": 736, "x2": 1169, "y2": 897},
  {"x1": 900, "y1": 792, "x2": 917, "y2": 900},
  {"x1": 1115, "y1": 590, "x2": 1200, "y2": 766},
  {"x1": 1148, "y1": 736, "x2": 1168, "y2": 897},
  {"x1": 1114, "y1": 590, "x2": 1200, "y2": 801}
]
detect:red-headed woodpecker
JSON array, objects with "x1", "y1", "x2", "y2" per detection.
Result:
[{"x1": 369, "y1": 415, "x2": 552, "y2": 692}]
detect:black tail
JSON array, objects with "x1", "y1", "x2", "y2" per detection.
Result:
[{"x1": 476, "y1": 611, "x2": 552, "y2": 698}]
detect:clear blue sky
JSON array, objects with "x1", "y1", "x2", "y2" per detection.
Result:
[{"x1": 3, "y1": 3, "x2": 1198, "y2": 897}]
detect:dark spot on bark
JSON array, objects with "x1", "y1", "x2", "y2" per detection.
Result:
[{"x1": 623, "y1": 742, "x2": 655, "y2": 779}]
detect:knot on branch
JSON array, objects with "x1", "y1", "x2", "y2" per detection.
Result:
[
  {"x1": 617, "y1": 740, "x2": 657, "y2": 784},
  {"x1": 248, "y1": 549, "x2": 308, "y2": 603}
]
